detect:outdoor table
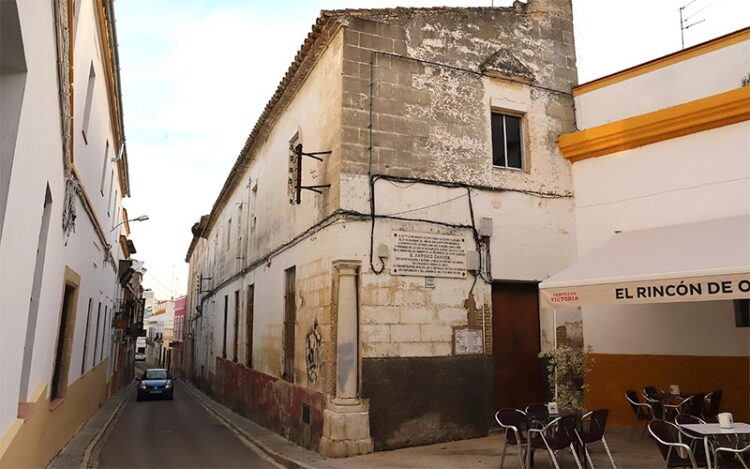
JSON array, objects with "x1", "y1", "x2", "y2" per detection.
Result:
[
  {"x1": 654, "y1": 391, "x2": 703, "y2": 400},
  {"x1": 679, "y1": 422, "x2": 750, "y2": 469}
]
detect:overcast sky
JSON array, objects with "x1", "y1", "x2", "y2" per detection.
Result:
[{"x1": 114, "y1": 0, "x2": 749, "y2": 299}]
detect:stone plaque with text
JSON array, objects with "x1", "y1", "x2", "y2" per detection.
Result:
[{"x1": 391, "y1": 231, "x2": 467, "y2": 278}]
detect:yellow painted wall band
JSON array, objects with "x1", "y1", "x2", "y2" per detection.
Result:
[{"x1": 559, "y1": 87, "x2": 750, "y2": 162}]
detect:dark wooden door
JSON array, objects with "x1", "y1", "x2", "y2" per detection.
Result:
[{"x1": 492, "y1": 282, "x2": 544, "y2": 410}]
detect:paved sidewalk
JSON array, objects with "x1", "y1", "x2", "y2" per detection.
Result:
[
  {"x1": 315, "y1": 428, "x2": 662, "y2": 468},
  {"x1": 182, "y1": 379, "x2": 664, "y2": 468},
  {"x1": 48, "y1": 382, "x2": 133, "y2": 469}
]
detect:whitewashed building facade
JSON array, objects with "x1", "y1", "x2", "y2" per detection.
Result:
[
  {"x1": 547, "y1": 27, "x2": 750, "y2": 426},
  {"x1": 0, "y1": 1, "x2": 136, "y2": 466}
]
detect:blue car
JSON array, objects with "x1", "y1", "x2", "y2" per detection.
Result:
[{"x1": 136, "y1": 368, "x2": 175, "y2": 401}]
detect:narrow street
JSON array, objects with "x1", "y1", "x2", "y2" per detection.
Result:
[{"x1": 97, "y1": 366, "x2": 276, "y2": 468}]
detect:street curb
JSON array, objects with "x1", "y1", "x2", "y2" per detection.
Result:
[
  {"x1": 81, "y1": 390, "x2": 130, "y2": 469},
  {"x1": 47, "y1": 381, "x2": 133, "y2": 469},
  {"x1": 180, "y1": 381, "x2": 320, "y2": 469}
]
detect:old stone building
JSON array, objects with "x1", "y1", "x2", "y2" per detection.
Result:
[{"x1": 184, "y1": 0, "x2": 578, "y2": 456}]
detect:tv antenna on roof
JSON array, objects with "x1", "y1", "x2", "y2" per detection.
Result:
[{"x1": 680, "y1": 0, "x2": 711, "y2": 49}]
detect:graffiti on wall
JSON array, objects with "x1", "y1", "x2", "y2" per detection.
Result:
[{"x1": 306, "y1": 319, "x2": 322, "y2": 384}]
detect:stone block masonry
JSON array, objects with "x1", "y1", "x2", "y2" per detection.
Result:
[{"x1": 337, "y1": 2, "x2": 577, "y2": 193}]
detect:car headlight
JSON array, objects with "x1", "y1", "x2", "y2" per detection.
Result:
[
  {"x1": 165, "y1": 382, "x2": 173, "y2": 389},
  {"x1": 139, "y1": 382, "x2": 146, "y2": 389}
]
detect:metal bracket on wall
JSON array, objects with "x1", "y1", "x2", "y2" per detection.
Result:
[
  {"x1": 198, "y1": 275, "x2": 213, "y2": 294},
  {"x1": 289, "y1": 143, "x2": 331, "y2": 204}
]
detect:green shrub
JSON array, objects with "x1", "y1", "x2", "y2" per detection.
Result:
[{"x1": 539, "y1": 345, "x2": 595, "y2": 414}]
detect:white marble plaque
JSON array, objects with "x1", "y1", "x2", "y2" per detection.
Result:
[
  {"x1": 391, "y1": 231, "x2": 467, "y2": 278},
  {"x1": 454, "y1": 328, "x2": 483, "y2": 355}
]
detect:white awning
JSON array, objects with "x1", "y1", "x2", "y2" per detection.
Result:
[{"x1": 540, "y1": 216, "x2": 750, "y2": 307}]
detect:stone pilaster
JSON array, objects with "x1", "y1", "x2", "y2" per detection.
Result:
[{"x1": 319, "y1": 261, "x2": 373, "y2": 457}]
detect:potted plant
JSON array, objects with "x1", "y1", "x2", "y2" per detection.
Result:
[{"x1": 539, "y1": 344, "x2": 594, "y2": 414}]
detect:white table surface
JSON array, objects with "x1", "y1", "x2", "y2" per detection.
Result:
[{"x1": 680, "y1": 422, "x2": 750, "y2": 435}]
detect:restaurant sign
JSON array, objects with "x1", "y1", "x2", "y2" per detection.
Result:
[{"x1": 541, "y1": 273, "x2": 750, "y2": 308}]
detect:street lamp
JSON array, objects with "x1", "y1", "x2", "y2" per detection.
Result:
[{"x1": 112, "y1": 214, "x2": 149, "y2": 232}]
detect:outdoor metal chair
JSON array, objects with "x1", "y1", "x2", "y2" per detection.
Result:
[
  {"x1": 648, "y1": 419, "x2": 709, "y2": 469},
  {"x1": 625, "y1": 390, "x2": 655, "y2": 441},
  {"x1": 495, "y1": 409, "x2": 529, "y2": 469},
  {"x1": 684, "y1": 393, "x2": 706, "y2": 419},
  {"x1": 705, "y1": 390, "x2": 724, "y2": 423},
  {"x1": 576, "y1": 409, "x2": 617, "y2": 468},
  {"x1": 664, "y1": 395, "x2": 695, "y2": 421},
  {"x1": 527, "y1": 414, "x2": 583, "y2": 469},
  {"x1": 526, "y1": 403, "x2": 551, "y2": 429},
  {"x1": 714, "y1": 442, "x2": 750, "y2": 469},
  {"x1": 644, "y1": 386, "x2": 666, "y2": 418},
  {"x1": 675, "y1": 414, "x2": 710, "y2": 454}
]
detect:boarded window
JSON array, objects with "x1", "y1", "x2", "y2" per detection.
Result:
[
  {"x1": 233, "y1": 290, "x2": 239, "y2": 362},
  {"x1": 226, "y1": 218, "x2": 232, "y2": 251},
  {"x1": 81, "y1": 298, "x2": 92, "y2": 374},
  {"x1": 100, "y1": 305, "x2": 108, "y2": 361},
  {"x1": 100, "y1": 141, "x2": 109, "y2": 195},
  {"x1": 222, "y1": 295, "x2": 228, "y2": 359},
  {"x1": 283, "y1": 267, "x2": 296, "y2": 381},
  {"x1": 246, "y1": 285, "x2": 254, "y2": 367},
  {"x1": 93, "y1": 302, "x2": 102, "y2": 367}
]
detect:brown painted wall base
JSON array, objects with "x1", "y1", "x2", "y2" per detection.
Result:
[
  {"x1": 208, "y1": 358, "x2": 326, "y2": 451},
  {"x1": 0, "y1": 361, "x2": 108, "y2": 468},
  {"x1": 362, "y1": 355, "x2": 493, "y2": 451},
  {"x1": 586, "y1": 353, "x2": 750, "y2": 426}
]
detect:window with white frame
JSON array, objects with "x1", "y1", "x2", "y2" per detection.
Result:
[{"x1": 491, "y1": 111, "x2": 523, "y2": 170}]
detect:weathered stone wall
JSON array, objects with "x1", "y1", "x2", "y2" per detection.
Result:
[
  {"x1": 360, "y1": 269, "x2": 488, "y2": 358},
  {"x1": 337, "y1": 1, "x2": 576, "y2": 201},
  {"x1": 332, "y1": 1, "x2": 578, "y2": 451},
  {"x1": 185, "y1": 1, "x2": 579, "y2": 454},
  {"x1": 212, "y1": 357, "x2": 326, "y2": 450}
]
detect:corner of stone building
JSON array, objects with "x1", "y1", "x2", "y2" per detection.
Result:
[
  {"x1": 319, "y1": 398, "x2": 374, "y2": 458},
  {"x1": 527, "y1": 0, "x2": 578, "y2": 89},
  {"x1": 526, "y1": 0, "x2": 574, "y2": 19}
]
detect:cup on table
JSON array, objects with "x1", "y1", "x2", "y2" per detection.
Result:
[{"x1": 718, "y1": 412, "x2": 734, "y2": 429}]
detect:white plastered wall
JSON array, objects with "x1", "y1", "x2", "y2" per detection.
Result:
[
  {"x1": 572, "y1": 124, "x2": 750, "y2": 357},
  {"x1": 575, "y1": 39, "x2": 750, "y2": 129},
  {"x1": 0, "y1": 0, "x2": 66, "y2": 436},
  {"x1": 0, "y1": 0, "x2": 126, "y2": 440}
]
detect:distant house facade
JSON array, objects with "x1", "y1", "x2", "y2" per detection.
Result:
[
  {"x1": 170, "y1": 296, "x2": 187, "y2": 375},
  {"x1": 0, "y1": 0, "x2": 136, "y2": 466},
  {"x1": 184, "y1": 0, "x2": 578, "y2": 456}
]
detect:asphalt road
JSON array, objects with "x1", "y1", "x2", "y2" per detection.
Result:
[{"x1": 97, "y1": 365, "x2": 276, "y2": 468}]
